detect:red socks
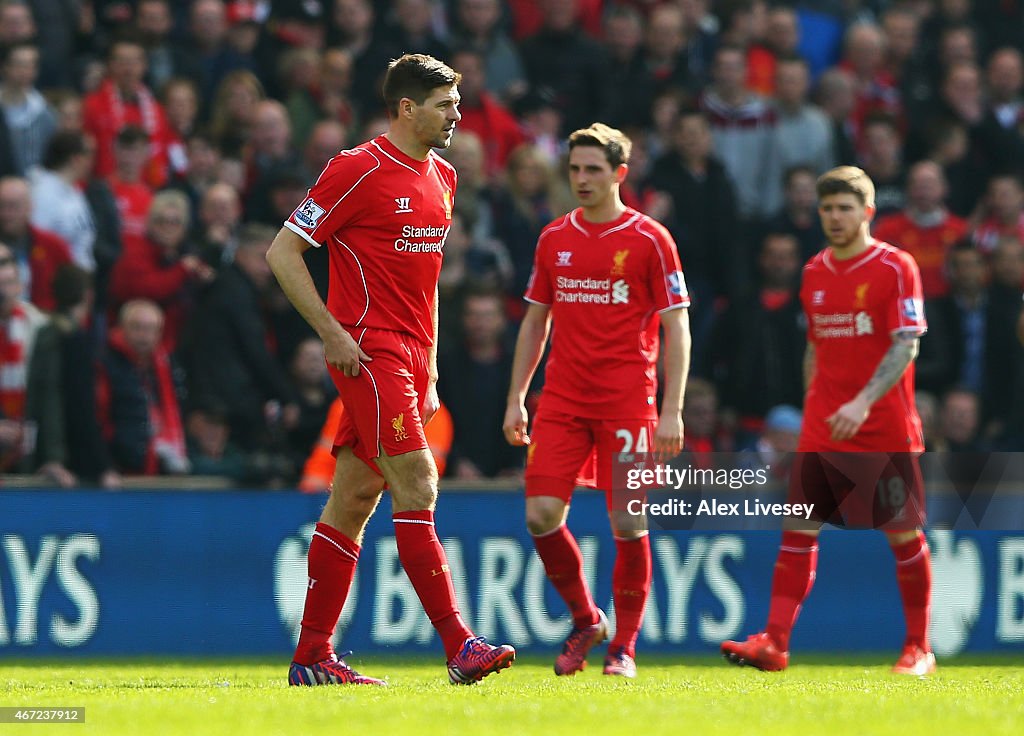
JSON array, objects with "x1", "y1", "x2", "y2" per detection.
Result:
[
  {"x1": 763, "y1": 531, "x2": 932, "y2": 653},
  {"x1": 610, "y1": 535, "x2": 652, "y2": 657},
  {"x1": 296, "y1": 512, "x2": 475, "y2": 664},
  {"x1": 392, "y1": 510, "x2": 473, "y2": 659},
  {"x1": 891, "y1": 532, "x2": 932, "y2": 650},
  {"x1": 293, "y1": 522, "x2": 360, "y2": 666},
  {"x1": 532, "y1": 524, "x2": 600, "y2": 628},
  {"x1": 765, "y1": 531, "x2": 819, "y2": 651}
]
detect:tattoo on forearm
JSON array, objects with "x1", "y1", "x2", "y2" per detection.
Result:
[{"x1": 860, "y1": 336, "x2": 918, "y2": 404}]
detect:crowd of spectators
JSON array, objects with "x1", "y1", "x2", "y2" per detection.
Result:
[{"x1": 2, "y1": 0, "x2": 1024, "y2": 489}]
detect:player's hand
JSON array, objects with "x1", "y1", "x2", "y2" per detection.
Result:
[
  {"x1": 503, "y1": 401, "x2": 530, "y2": 446},
  {"x1": 826, "y1": 396, "x2": 870, "y2": 441},
  {"x1": 422, "y1": 380, "x2": 440, "y2": 426},
  {"x1": 654, "y1": 413, "x2": 684, "y2": 459},
  {"x1": 322, "y1": 323, "x2": 371, "y2": 377}
]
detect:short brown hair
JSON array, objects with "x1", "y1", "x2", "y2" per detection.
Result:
[
  {"x1": 382, "y1": 54, "x2": 461, "y2": 117},
  {"x1": 568, "y1": 122, "x2": 632, "y2": 169},
  {"x1": 816, "y1": 166, "x2": 876, "y2": 208}
]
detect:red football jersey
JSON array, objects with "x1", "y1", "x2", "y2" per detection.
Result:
[
  {"x1": 799, "y1": 241, "x2": 927, "y2": 452},
  {"x1": 285, "y1": 135, "x2": 457, "y2": 346},
  {"x1": 525, "y1": 208, "x2": 689, "y2": 420},
  {"x1": 871, "y1": 211, "x2": 966, "y2": 299}
]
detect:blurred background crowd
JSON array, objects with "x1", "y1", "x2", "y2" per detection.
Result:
[{"x1": 1, "y1": 0, "x2": 1022, "y2": 489}]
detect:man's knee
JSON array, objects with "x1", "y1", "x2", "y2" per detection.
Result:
[
  {"x1": 380, "y1": 450, "x2": 438, "y2": 511},
  {"x1": 610, "y1": 509, "x2": 648, "y2": 539},
  {"x1": 321, "y1": 460, "x2": 384, "y2": 537},
  {"x1": 526, "y1": 497, "x2": 568, "y2": 536},
  {"x1": 393, "y1": 480, "x2": 437, "y2": 511},
  {"x1": 329, "y1": 449, "x2": 385, "y2": 510},
  {"x1": 331, "y1": 476, "x2": 383, "y2": 507}
]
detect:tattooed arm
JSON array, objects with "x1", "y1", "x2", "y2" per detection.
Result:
[{"x1": 826, "y1": 332, "x2": 920, "y2": 442}]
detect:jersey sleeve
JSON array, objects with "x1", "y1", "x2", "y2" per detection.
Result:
[
  {"x1": 645, "y1": 220, "x2": 690, "y2": 312},
  {"x1": 524, "y1": 232, "x2": 553, "y2": 305},
  {"x1": 885, "y1": 251, "x2": 928, "y2": 336},
  {"x1": 285, "y1": 149, "x2": 378, "y2": 247}
]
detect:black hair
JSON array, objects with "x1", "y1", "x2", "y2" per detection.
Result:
[
  {"x1": 43, "y1": 130, "x2": 88, "y2": 171},
  {"x1": 51, "y1": 263, "x2": 92, "y2": 313},
  {"x1": 115, "y1": 124, "x2": 150, "y2": 148}
]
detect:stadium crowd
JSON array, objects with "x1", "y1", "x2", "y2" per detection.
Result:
[{"x1": 1, "y1": 0, "x2": 1022, "y2": 488}]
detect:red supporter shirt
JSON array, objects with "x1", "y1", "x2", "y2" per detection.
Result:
[
  {"x1": 746, "y1": 44, "x2": 777, "y2": 96},
  {"x1": 26, "y1": 226, "x2": 72, "y2": 312},
  {"x1": 83, "y1": 80, "x2": 173, "y2": 189},
  {"x1": 455, "y1": 93, "x2": 526, "y2": 178},
  {"x1": 525, "y1": 208, "x2": 689, "y2": 420},
  {"x1": 285, "y1": 135, "x2": 457, "y2": 346},
  {"x1": 799, "y1": 241, "x2": 926, "y2": 452},
  {"x1": 872, "y1": 211, "x2": 966, "y2": 298},
  {"x1": 108, "y1": 178, "x2": 154, "y2": 241},
  {"x1": 971, "y1": 214, "x2": 1024, "y2": 253}
]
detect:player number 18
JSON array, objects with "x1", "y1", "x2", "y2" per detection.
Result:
[{"x1": 877, "y1": 477, "x2": 907, "y2": 509}]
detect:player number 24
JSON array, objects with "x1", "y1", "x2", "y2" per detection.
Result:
[{"x1": 615, "y1": 428, "x2": 650, "y2": 454}]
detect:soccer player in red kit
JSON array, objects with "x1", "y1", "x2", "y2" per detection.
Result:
[
  {"x1": 721, "y1": 166, "x2": 936, "y2": 676},
  {"x1": 504, "y1": 124, "x2": 692, "y2": 678},
  {"x1": 266, "y1": 54, "x2": 515, "y2": 686}
]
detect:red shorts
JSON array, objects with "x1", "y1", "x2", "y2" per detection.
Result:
[
  {"x1": 786, "y1": 451, "x2": 926, "y2": 530},
  {"x1": 327, "y1": 326, "x2": 431, "y2": 473},
  {"x1": 524, "y1": 408, "x2": 658, "y2": 503}
]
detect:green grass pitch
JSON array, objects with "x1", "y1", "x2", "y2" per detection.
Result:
[{"x1": 2, "y1": 656, "x2": 1022, "y2": 735}]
